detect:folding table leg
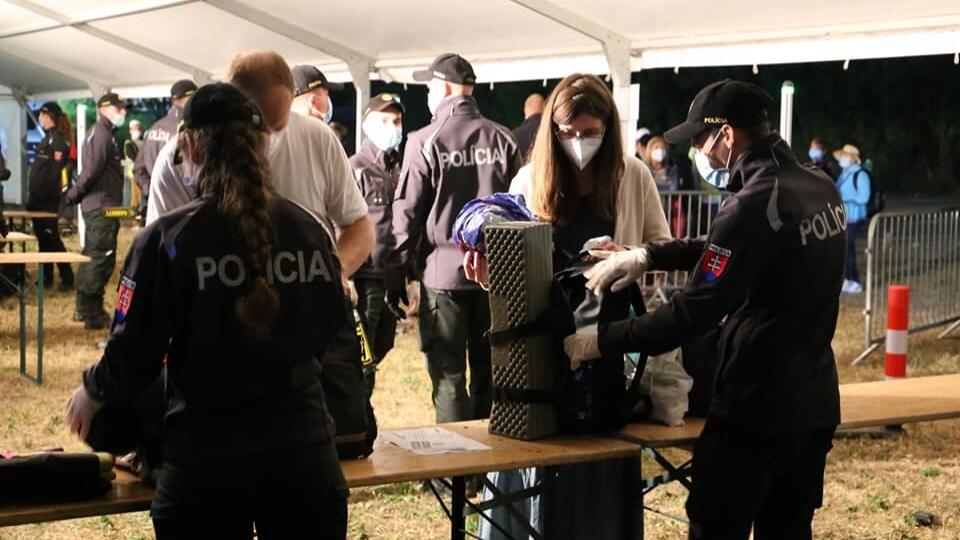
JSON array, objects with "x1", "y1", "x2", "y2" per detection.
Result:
[
  {"x1": 451, "y1": 476, "x2": 466, "y2": 540},
  {"x1": 18, "y1": 273, "x2": 26, "y2": 377},
  {"x1": 36, "y1": 265, "x2": 44, "y2": 385}
]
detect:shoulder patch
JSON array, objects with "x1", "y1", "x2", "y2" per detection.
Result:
[
  {"x1": 115, "y1": 276, "x2": 136, "y2": 323},
  {"x1": 700, "y1": 243, "x2": 732, "y2": 283}
]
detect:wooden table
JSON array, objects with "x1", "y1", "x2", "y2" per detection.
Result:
[
  {"x1": 0, "y1": 232, "x2": 37, "y2": 253},
  {"x1": 3, "y1": 211, "x2": 58, "y2": 233},
  {"x1": 0, "y1": 421, "x2": 642, "y2": 539},
  {"x1": 614, "y1": 374, "x2": 960, "y2": 533},
  {"x1": 0, "y1": 252, "x2": 91, "y2": 384}
]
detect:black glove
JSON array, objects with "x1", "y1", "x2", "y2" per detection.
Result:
[
  {"x1": 385, "y1": 286, "x2": 408, "y2": 320},
  {"x1": 0, "y1": 168, "x2": 10, "y2": 181}
]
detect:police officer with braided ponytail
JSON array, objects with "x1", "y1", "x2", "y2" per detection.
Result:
[{"x1": 65, "y1": 83, "x2": 349, "y2": 539}]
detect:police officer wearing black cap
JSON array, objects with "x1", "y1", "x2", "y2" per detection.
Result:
[
  {"x1": 134, "y1": 80, "x2": 197, "y2": 208},
  {"x1": 291, "y1": 65, "x2": 343, "y2": 124},
  {"x1": 65, "y1": 92, "x2": 127, "y2": 329},
  {"x1": 350, "y1": 92, "x2": 407, "y2": 394},
  {"x1": 27, "y1": 101, "x2": 75, "y2": 290},
  {"x1": 387, "y1": 53, "x2": 522, "y2": 423},
  {"x1": 567, "y1": 80, "x2": 845, "y2": 539},
  {"x1": 65, "y1": 82, "x2": 349, "y2": 539}
]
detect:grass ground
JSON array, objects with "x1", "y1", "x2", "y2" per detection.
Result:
[{"x1": 1, "y1": 225, "x2": 958, "y2": 539}]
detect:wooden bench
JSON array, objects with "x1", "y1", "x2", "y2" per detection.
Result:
[
  {"x1": 3, "y1": 211, "x2": 58, "y2": 234},
  {"x1": 0, "y1": 252, "x2": 91, "y2": 384}
]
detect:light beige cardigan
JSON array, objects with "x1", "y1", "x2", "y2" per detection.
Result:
[{"x1": 509, "y1": 155, "x2": 672, "y2": 246}]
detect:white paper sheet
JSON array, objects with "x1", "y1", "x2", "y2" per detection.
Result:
[{"x1": 381, "y1": 427, "x2": 491, "y2": 455}]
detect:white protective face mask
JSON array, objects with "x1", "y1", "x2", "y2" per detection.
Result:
[
  {"x1": 110, "y1": 113, "x2": 126, "y2": 128},
  {"x1": 651, "y1": 147, "x2": 667, "y2": 163},
  {"x1": 364, "y1": 119, "x2": 403, "y2": 152},
  {"x1": 427, "y1": 87, "x2": 445, "y2": 117},
  {"x1": 560, "y1": 137, "x2": 603, "y2": 170},
  {"x1": 318, "y1": 95, "x2": 334, "y2": 124}
]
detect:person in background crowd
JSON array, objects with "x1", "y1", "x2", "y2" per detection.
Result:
[
  {"x1": 634, "y1": 126, "x2": 651, "y2": 160},
  {"x1": 27, "y1": 101, "x2": 75, "y2": 291},
  {"x1": 386, "y1": 53, "x2": 521, "y2": 425},
  {"x1": 806, "y1": 137, "x2": 841, "y2": 180},
  {"x1": 65, "y1": 82, "x2": 349, "y2": 539},
  {"x1": 512, "y1": 93, "x2": 544, "y2": 161},
  {"x1": 134, "y1": 80, "x2": 196, "y2": 217},
  {"x1": 644, "y1": 135, "x2": 696, "y2": 238},
  {"x1": 291, "y1": 65, "x2": 343, "y2": 125},
  {"x1": 64, "y1": 93, "x2": 126, "y2": 330},
  {"x1": 836, "y1": 143, "x2": 870, "y2": 294},
  {"x1": 0, "y1": 140, "x2": 16, "y2": 309},
  {"x1": 124, "y1": 119, "x2": 142, "y2": 209},
  {"x1": 349, "y1": 93, "x2": 411, "y2": 395}
]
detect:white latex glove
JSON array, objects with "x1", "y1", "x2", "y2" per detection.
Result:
[
  {"x1": 462, "y1": 250, "x2": 490, "y2": 291},
  {"x1": 404, "y1": 280, "x2": 421, "y2": 315},
  {"x1": 563, "y1": 329, "x2": 602, "y2": 371},
  {"x1": 583, "y1": 247, "x2": 650, "y2": 295},
  {"x1": 64, "y1": 385, "x2": 104, "y2": 441}
]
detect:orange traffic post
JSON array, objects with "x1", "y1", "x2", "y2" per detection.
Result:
[{"x1": 885, "y1": 285, "x2": 909, "y2": 379}]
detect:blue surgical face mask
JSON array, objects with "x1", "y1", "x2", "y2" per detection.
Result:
[
  {"x1": 808, "y1": 147, "x2": 824, "y2": 162},
  {"x1": 320, "y1": 95, "x2": 333, "y2": 124},
  {"x1": 109, "y1": 112, "x2": 126, "y2": 128},
  {"x1": 839, "y1": 156, "x2": 853, "y2": 169}
]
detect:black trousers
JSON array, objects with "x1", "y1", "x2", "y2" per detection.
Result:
[
  {"x1": 31, "y1": 217, "x2": 73, "y2": 286},
  {"x1": 151, "y1": 440, "x2": 348, "y2": 540},
  {"x1": 75, "y1": 210, "x2": 119, "y2": 316},
  {"x1": 845, "y1": 220, "x2": 863, "y2": 283},
  {"x1": 419, "y1": 286, "x2": 492, "y2": 423},
  {"x1": 686, "y1": 416, "x2": 836, "y2": 540}
]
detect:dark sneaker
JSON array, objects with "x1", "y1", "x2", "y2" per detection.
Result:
[{"x1": 72, "y1": 311, "x2": 86, "y2": 322}]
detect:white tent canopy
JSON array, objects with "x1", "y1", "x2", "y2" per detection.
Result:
[{"x1": 1, "y1": 0, "x2": 958, "y2": 98}]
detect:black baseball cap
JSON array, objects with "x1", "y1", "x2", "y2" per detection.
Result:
[
  {"x1": 412, "y1": 53, "x2": 477, "y2": 85},
  {"x1": 170, "y1": 79, "x2": 198, "y2": 99},
  {"x1": 664, "y1": 80, "x2": 773, "y2": 144},
  {"x1": 363, "y1": 93, "x2": 406, "y2": 117},
  {"x1": 292, "y1": 65, "x2": 344, "y2": 97},
  {"x1": 39, "y1": 101, "x2": 63, "y2": 118},
  {"x1": 97, "y1": 93, "x2": 126, "y2": 109},
  {"x1": 182, "y1": 83, "x2": 266, "y2": 132}
]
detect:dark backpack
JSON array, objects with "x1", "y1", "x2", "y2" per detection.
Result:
[{"x1": 853, "y1": 169, "x2": 885, "y2": 219}]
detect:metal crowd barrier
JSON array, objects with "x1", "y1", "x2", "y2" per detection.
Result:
[
  {"x1": 852, "y1": 208, "x2": 960, "y2": 365},
  {"x1": 640, "y1": 190, "x2": 731, "y2": 302}
]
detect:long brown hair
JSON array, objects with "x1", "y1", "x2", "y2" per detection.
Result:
[
  {"x1": 527, "y1": 74, "x2": 624, "y2": 225},
  {"x1": 55, "y1": 114, "x2": 75, "y2": 148},
  {"x1": 190, "y1": 120, "x2": 279, "y2": 339}
]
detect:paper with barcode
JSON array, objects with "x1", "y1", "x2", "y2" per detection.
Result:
[{"x1": 382, "y1": 427, "x2": 491, "y2": 455}]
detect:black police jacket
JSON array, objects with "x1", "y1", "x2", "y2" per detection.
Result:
[
  {"x1": 66, "y1": 114, "x2": 123, "y2": 214},
  {"x1": 134, "y1": 107, "x2": 180, "y2": 193},
  {"x1": 350, "y1": 138, "x2": 401, "y2": 280},
  {"x1": 83, "y1": 196, "x2": 347, "y2": 462},
  {"x1": 388, "y1": 95, "x2": 522, "y2": 291},
  {"x1": 600, "y1": 135, "x2": 844, "y2": 434},
  {"x1": 27, "y1": 129, "x2": 70, "y2": 212}
]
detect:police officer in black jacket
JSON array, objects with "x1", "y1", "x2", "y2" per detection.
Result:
[
  {"x1": 350, "y1": 92, "x2": 406, "y2": 394},
  {"x1": 65, "y1": 93, "x2": 127, "y2": 329},
  {"x1": 65, "y1": 83, "x2": 349, "y2": 539},
  {"x1": 133, "y1": 80, "x2": 197, "y2": 203},
  {"x1": 387, "y1": 53, "x2": 522, "y2": 423},
  {"x1": 568, "y1": 80, "x2": 845, "y2": 539},
  {"x1": 27, "y1": 101, "x2": 75, "y2": 290}
]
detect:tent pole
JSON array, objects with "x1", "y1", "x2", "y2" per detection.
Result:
[{"x1": 348, "y1": 60, "x2": 372, "y2": 155}]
